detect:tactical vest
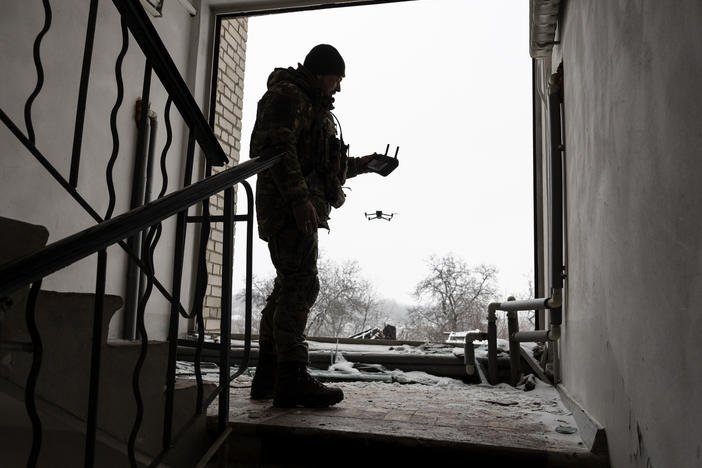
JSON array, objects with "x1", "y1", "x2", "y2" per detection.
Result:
[{"x1": 309, "y1": 110, "x2": 348, "y2": 209}]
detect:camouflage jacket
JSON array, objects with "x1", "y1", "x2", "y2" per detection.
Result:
[{"x1": 251, "y1": 64, "x2": 364, "y2": 240}]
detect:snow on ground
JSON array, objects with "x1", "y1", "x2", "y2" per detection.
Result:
[
  {"x1": 189, "y1": 338, "x2": 584, "y2": 451},
  {"x1": 178, "y1": 338, "x2": 574, "y2": 433},
  {"x1": 328, "y1": 353, "x2": 360, "y2": 373},
  {"x1": 221, "y1": 337, "x2": 514, "y2": 359},
  {"x1": 178, "y1": 337, "x2": 519, "y2": 386},
  {"x1": 327, "y1": 375, "x2": 581, "y2": 447},
  {"x1": 182, "y1": 345, "x2": 582, "y2": 449},
  {"x1": 178, "y1": 355, "x2": 574, "y2": 437}
]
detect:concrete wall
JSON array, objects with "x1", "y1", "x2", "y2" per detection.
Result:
[
  {"x1": 552, "y1": 1, "x2": 702, "y2": 467},
  {"x1": 0, "y1": 1, "x2": 219, "y2": 339}
]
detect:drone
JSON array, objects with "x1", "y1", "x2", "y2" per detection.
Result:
[{"x1": 365, "y1": 210, "x2": 397, "y2": 221}]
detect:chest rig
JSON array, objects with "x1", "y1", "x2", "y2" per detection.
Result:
[{"x1": 310, "y1": 107, "x2": 348, "y2": 209}]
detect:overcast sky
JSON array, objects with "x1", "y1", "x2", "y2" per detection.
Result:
[{"x1": 233, "y1": 0, "x2": 533, "y2": 305}]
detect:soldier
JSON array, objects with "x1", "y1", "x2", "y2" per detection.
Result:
[{"x1": 249, "y1": 44, "x2": 378, "y2": 407}]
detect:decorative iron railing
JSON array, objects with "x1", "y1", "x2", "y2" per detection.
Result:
[{"x1": 0, "y1": 1, "x2": 276, "y2": 466}]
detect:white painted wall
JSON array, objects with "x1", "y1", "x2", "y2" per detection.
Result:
[
  {"x1": 550, "y1": 1, "x2": 702, "y2": 467},
  {"x1": 0, "y1": 1, "x2": 215, "y2": 339}
]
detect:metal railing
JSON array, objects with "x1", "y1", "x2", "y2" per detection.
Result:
[{"x1": 0, "y1": 1, "x2": 277, "y2": 466}]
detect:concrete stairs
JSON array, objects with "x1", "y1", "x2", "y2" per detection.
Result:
[{"x1": 0, "y1": 217, "x2": 216, "y2": 467}]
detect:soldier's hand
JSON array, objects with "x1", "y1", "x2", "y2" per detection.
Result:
[{"x1": 292, "y1": 200, "x2": 319, "y2": 234}]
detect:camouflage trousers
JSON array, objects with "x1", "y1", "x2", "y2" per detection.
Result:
[{"x1": 258, "y1": 224, "x2": 319, "y2": 363}]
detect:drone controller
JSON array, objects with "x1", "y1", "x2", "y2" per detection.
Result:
[{"x1": 366, "y1": 144, "x2": 399, "y2": 177}]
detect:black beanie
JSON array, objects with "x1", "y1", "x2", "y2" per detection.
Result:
[{"x1": 303, "y1": 44, "x2": 345, "y2": 77}]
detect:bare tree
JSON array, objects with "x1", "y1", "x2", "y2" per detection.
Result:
[
  {"x1": 232, "y1": 275, "x2": 274, "y2": 335},
  {"x1": 249, "y1": 275, "x2": 275, "y2": 311},
  {"x1": 235, "y1": 256, "x2": 384, "y2": 338},
  {"x1": 405, "y1": 254, "x2": 498, "y2": 341},
  {"x1": 307, "y1": 258, "x2": 383, "y2": 337}
]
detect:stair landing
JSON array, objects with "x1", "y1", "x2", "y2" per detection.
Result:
[{"x1": 207, "y1": 375, "x2": 609, "y2": 467}]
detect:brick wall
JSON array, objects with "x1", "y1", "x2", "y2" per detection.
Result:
[{"x1": 203, "y1": 18, "x2": 247, "y2": 333}]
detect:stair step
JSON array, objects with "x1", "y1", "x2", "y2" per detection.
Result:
[
  {"x1": 1, "y1": 289, "x2": 122, "y2": 344},
  {"x1": 0, "y1": 216, "x2": 49, "y2": 266},
  {"x1": 1, "y1": 289, "x2": 123, "y2": 385},
  {"x1": 0, "y1": 289, "x2": 216, "y2": 462},
  {"x1": 0, "y1": 375, "x2": 210, "y2": 467},
  {"x1": 0, "y1": 217, "x2": 218, "y2": 466}
]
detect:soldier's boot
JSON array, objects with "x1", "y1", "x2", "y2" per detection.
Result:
[
  {"x1": 250, "y1": 348, "x2": 277, "y2": 400},
  {"x1": 273, "y1": 361, "x2": 344, "y2": 408}
]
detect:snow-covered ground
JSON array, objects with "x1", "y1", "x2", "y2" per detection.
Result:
[
  {"x1": 206, "y1": 365, "x2": 586, "y2": 455},
  {"x1": 188, "y1": 338, "x2": 587, "y2": 457},
  {"x1": 178, "y1": 343, "x2": 577, "y2": 440},
  {"x1": 178, "y1": 337, "x2": 517, "y2": 384}
]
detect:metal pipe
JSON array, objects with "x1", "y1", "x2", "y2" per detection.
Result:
[
  {"x1": 463, "y1": 331, "x2": 487, "y2": 379},
  {"x1": 111, "y1": 0, "x2": 228, "y2": 166},
  {"x1": 208, "y1": 16, "x2": 222, "y2": 129},
  {"x1": 137, "y1": 111, "x2": 158, "y2": 312},
  {"x1": 548, "y1": 324, "x2": 561, "y2": 340},
  {"x1": 541, "y1": 69, "x2": 564, "y2": 391},
  {"x1": 531, "y1": 57, "x2": 541, "y2": 331},
  {"x1": 487, "y1": 303, "x2": 498, "y2": 384},
  {"x1": 506, "y1": 298, "x2": 521, "y2": 386},
  {"x1": 486, "y1": 290, "x2": 566, "y2": 386},
  {"x1": 553, "y1": 335, "x2": 560, "y2": 384},
  {"x1": 181, "y1": 346, "x2": 470, "y2": 381},
  {"x1": 464, "y1": 336, "x2": 476, "y2": 376},
  {"x1": 548, "y1": 78, "x2": 564, "y2": 291},
  {"x1": 495, "y1": 298, "x2": 549, "y2": 312},
  {"x1": 513, "y1": 330, "x2": 549, "y2": 342},
  {"x1": 550, "y1": 304, "x2": 563, "y2": 326},
  {"x1": 0, "y1": 110, "x2": 187, "y2": 318},
  {"x1": 547, "y1": 288, "x2": 562, "y2": 309},
  {"x1": 124, "y1": 72, "x2": 153, "y2": 340}
]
